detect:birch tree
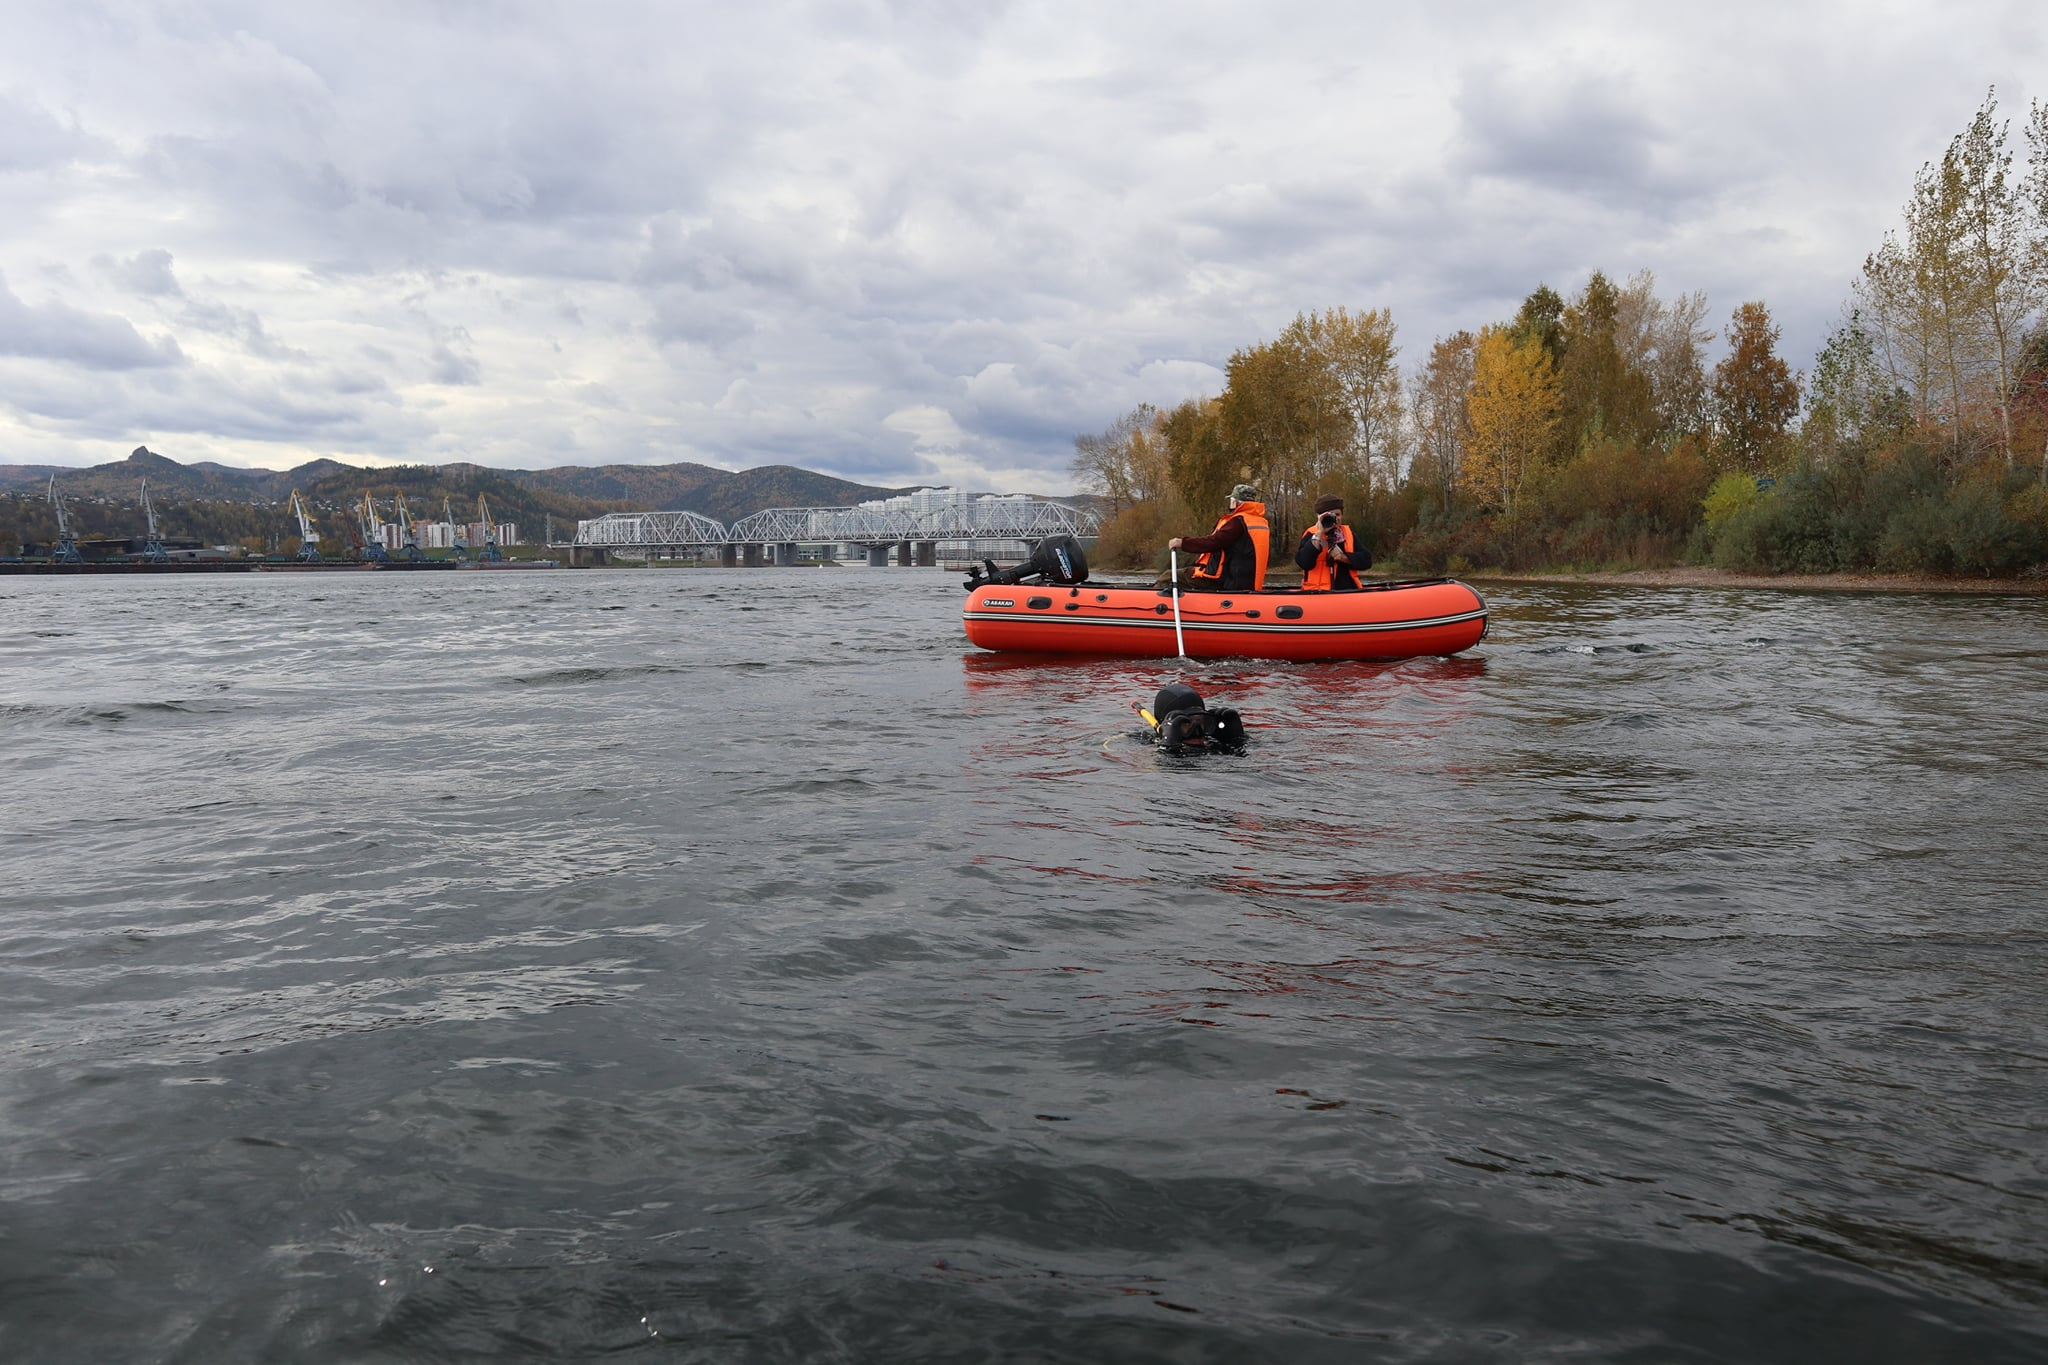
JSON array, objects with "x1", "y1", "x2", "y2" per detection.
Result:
[
  {"x1": 1857, "y1": 89, "x2": 2044, "y2": 462},
  {"x1": 1615, "y1": 270, "x2": 1715, "y2": 441},
  {"x1": 1462, "y1": 325, "x2": 1559, "y2": 514},
  {"x1": 1952, "y1": 91, "x2": 2040, "y2": 462},
  {"x1": 1410, "y1": 331, "x2": 1476, "y2": 506}
]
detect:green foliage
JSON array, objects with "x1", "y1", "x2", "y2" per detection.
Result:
[
  {"x1": 1702, "y1": 473, "x2": 1764, "y2": 525},
  {"x1": 1158, "y1": 398, "x2": 1235, "y2": 523},
  {"x1": 1692, "y1": 450, "x2": 2048, "y2": 576}
]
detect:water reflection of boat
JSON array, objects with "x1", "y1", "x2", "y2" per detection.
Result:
[{"x1": 962, "y1": 578, "x2": 1487, "y2": 662}]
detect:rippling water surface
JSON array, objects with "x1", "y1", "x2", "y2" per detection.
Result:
[{"x1": 2, "y1": 569, "x2": 2043, "y2": 1363}]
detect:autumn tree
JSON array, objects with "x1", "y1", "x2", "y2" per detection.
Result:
[
  {"x1": 1712, "y1": 301, "x2": 1802, "y2": 474},
  {"x1": 1070, "y1": 403, "x2": 1157, "y2": 513},
  {"x1": 1316, "y1": 307, "x2": 1405, "y2": 492},
  {"x1": 1081, "y1": 403, "x2": 1194, "y2": 567},
  {"x1": 1410, "y1": 331, "x2": 1476, "y2": 506},
  {"x1": 1218, "y1": 326, "x2": 1340, "y2": 522},
  {"x1": 1462, "y1": 324, "x2": 1560, "y2": 514},
  {"x1": 1614, "y1": 270, "x2": 1715, "y2": 440},
  {"x1": 1857, "y1": 89, "x2": 2044, "y2": 462},
  {"x1": 1217, "y1": 307, "x2": 1403, "y2": 531},
  {"x1": 1159, "y1": 397, "x2": 1235, "y2": 524}
]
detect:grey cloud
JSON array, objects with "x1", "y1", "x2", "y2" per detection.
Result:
[
  {"x1": 91, "y1": 251, "x2": 314, "y2": 361},
  {"x1": 0, "y1": 91, "x2": 101, "y2": 171},
  {"x1": 0, "y1": 358, "x2": 419, "y2": 449},
  {"x1": 1451, "y1": 66, "x2": 1698, "y2": 212},
  {"x1": 178, "y1": 298, "x2": 312, "y2": 362},
  {"x1": 2, "y1": 4, "x2": 2034, "y2": 487},
  {"x1": 0, "y1": 272, "x2": 184, "y2": 370},
  {"x1": 429, "y1": 343, "x2": 482, "y2": 387},
  {"x1": 101, "y1": 249, "x2": 184, "y2": 297}
]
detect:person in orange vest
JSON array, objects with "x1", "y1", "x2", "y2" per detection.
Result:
[
  {"x1": 1168, "y1": 484, "x2": 1270, "y2": 591},
  {"x1": 1294, "y1": 493, "x2": 1371, "y2": 590}
]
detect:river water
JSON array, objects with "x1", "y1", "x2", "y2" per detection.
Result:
[{"x1": 1, "y1": 568, "x2": 2042, "y2": 1363}]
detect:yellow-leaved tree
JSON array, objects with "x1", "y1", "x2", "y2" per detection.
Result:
[{"x1": 1462, "y1": 325, "x2": 1560, "y2": 515}]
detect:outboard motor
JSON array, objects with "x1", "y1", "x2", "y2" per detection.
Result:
[
  {"x1": 1143, "y1": 682, "x2": 1247, "y2": 755},
  {"x1": 964, "y1": 534, "x2": 1089, "y2": 589}
]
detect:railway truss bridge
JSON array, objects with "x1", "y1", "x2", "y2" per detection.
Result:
[{"x1": 566, "y1": 499, "x2": 1099, "y2": 567}]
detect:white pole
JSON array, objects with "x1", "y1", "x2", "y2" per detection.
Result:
[{"x1": 1169, "y1": 548, "x2": 1187, "y2": 658}]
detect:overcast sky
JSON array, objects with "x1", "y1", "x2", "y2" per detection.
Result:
[{"x1": 2, "y1": 1, "x2": 2041, "y2": 492}]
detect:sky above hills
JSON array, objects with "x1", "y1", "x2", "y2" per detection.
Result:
[{"x1": 2, "y1": 1, "x2": 2041, "y2": 492}]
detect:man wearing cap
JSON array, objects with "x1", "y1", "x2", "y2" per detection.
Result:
[
  {"x1": 1295, "y1": 493, "x2": 1371, "y2": 591},
  {"x1": 1168, "y1": 483, "x2": 1270, "y2": 591}
]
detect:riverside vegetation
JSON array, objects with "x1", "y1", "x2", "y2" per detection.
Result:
[{"x1": 1075, "y1": 91, "x2": 2048, "y2": 582}]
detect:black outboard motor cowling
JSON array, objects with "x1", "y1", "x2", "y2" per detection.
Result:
[{"x1": 966, "y1": 534, "x2": 1089, "y2": 589}]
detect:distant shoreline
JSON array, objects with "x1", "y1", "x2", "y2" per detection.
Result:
[{"x1": 1449, "y1": 566, "x2": 2048, "y2": 595}]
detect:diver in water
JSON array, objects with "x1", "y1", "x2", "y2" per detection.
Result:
[{"x1": 1138, "y1": 682, "x2": 1246, "y2": 755}]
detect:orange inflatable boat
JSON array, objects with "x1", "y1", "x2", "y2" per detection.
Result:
[{"x1": 962, "y1": 577, "x2": 1488, "y2": 661}]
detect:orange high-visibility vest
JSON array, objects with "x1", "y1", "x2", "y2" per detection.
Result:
[
  {"x1": 1190, "y1": 502, "x2": 1269, "y2": 590},
  {"x1": 1301, "y1": 522, "x2": 1357, "y2": 591}
]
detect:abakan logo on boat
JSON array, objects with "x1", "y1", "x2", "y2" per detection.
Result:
[{"x1": 982, "y1": 598, "x2": 1015, "y2": 606}]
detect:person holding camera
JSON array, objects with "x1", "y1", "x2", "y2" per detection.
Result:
[{"x1": 1294, "y1": 494, "x2": 1370, "y2": 590}]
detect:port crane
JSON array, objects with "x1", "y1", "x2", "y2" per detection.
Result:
[
  {"x1": 393, "y1": 494, "x2": 424, "y2": 561},
  {"x1": 46, "y1": 476, "x2": 82, "y2": 564},
  {"x1": 356, "y1": 492, "x2": 390, "y2": 562},
  {"x1": 444, "y1": 497, "x2": 468, "y2": 562},
  {"x1": 287, "y1": 489, "x2": 323, "y2": 562},
  {"x1": 138, "y1": 480, "x2": 169, "y2": 563},
  {"x1": 476, "y1": 493, "x2": 503, "y2": 562}
]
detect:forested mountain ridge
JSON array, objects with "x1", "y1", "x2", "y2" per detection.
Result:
[{"x1": 0, "y1": 448, "x2": 927, "y2": 551}]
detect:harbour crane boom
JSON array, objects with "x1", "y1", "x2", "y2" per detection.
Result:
[
  {"x1": 139, "y1": 480, "x2": 169, "y2": 563},
  {"x1": 394, "y1": 493, "x2": 423, "y2": 561},
  {"x1": 445, "y1": 496, "x2": 467, "y2": 561},
  {"x1": 47, "y1": 476, "x2": 82, "y2": 564},
  {"x1": 476, "y1": 493, "x2": 503, "y2": 561},
  {"x1": 357, "y1": 492, "x2": 390, "y2": 562},
  {"x1": 288, "y1": 489, "x2": 323, "y2": 562}
]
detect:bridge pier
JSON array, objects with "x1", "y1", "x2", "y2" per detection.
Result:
[
  {"x1": 915, "y1": 540, "x2": 937, "y2": 567},
  {"x1": 742, "y1": 543, "x2": 764, "y2": 567},
  {"x1": 895, "y1": 540, "x2": 913, "y2": 566},
  {"x1": 719, "y1": 544, "x2": 736, "y2": 567},
  {"x1": 866, "y1": 545, "x2": 888, "y2": 567}
]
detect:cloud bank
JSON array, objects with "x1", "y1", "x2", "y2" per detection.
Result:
[{"x1": 1, "y1": 1, "x2": 2040, "y2": 491}]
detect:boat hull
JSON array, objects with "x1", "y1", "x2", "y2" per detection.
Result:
[{"x1": 963, "y1": 578, "x2": 1487, "y2": 661}]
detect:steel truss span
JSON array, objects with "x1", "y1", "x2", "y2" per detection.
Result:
[
  {"x1": 573, "y1": 500, "x2": 1098, "y2": 549},
  {"x1": 573, "y1": 510, "x2": 729, "y2": 548}
]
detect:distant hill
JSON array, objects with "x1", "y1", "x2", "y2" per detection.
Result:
[
  {"x1": 1, "y1": 447, "x2": 1036, "y2": 550},
  {"x1": 516, "y1": 463, "x2": 917, "y2": 525},
  {"x1": 0, "y1": 464, "x2": 68, "y2": 491}
]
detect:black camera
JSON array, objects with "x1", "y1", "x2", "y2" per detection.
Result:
[{"x1": 1318, "y1": 510, "x2": 1338, "y2": 529}]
